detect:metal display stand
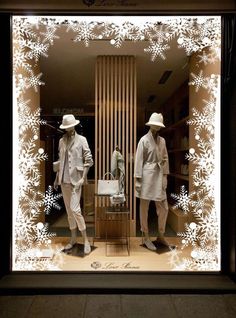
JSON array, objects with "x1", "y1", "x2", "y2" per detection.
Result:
[
  {"x1": 105, "y1": 205, "x2": 130, "y2": 256},
  {"x1": 95, "y1": 194, "x2": 130, "y2": 256}
]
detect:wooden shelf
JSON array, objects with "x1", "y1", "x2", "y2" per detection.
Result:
[
  {"x1": 169, "y1": 173, "x2": 189, "y2": 181},
  {"x1": 161, "y1": 116, "x2": 189, "y2": 133}
]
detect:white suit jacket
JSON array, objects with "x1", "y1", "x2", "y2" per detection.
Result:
[
  {"x1": 57, "y1": 132, "x2": 93, "y2": 186},
  {"x1": 134, "y1": 130, "x2": 169, "y2": 201}
]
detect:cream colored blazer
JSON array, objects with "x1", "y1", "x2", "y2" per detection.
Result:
[
  {"x1": 57, "y1": 132, "x2": 93, "y2": 186},
  {"x1": 134, "y1": 130, "x2": 169, "y2": 201}
]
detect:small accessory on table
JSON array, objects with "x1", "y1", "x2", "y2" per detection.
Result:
[{"x1": 110, "y1": 193, "x2": 126, "y2": 205}]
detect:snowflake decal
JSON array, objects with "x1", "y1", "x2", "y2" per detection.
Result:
[
  {"x1": 171, "y1": 185, "x2": 195, "y2": 214},
  {"x1": 44, "y1": 185, "x2": 63, "y2": 215},
  {"x1": 40, "y1": 26, "x2": 60, "y2": 45},
  {"x1": 144, "y1": 40, "x2": 170, "y2": 61},
  {"x1": 189, "y1": 70, "x2": 208, "y2": 92},
  {"x1": 35, "y1": 222, "x2": 56, "y2": 246},
  {"x1": 12, "y1": 15, "x2": 221, "y2": 271},
  {"x1": 71, "y1": 21, "x2": 98, "y2": 47},
  {"x1": 178, "y1": 222, "x2": 199, "y2": 248},
  {"x1": 26, "y1": 38, "x2": 49, "y2": 62}
]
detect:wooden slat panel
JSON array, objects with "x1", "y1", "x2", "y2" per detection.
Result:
[
  {"x1": 118, "y1": 56, "x2": 121, "y2": 149},
  {"x1": 114, "y1": 56, "x2": 117, "y2": 150},
  {"x1": 133, "y1": 57, "x2": 137, "y2": 234},
  {"x1": 95, "y1": 55, "x2": 98, "y2": 210},
  {"x1": 95, "y1": 55, "x2": 136, "y2": 237},
  {"x1": 122, "y1": 57, "x2": 125, "y2": 169},
  {"x1": 110, "y1": 56, "x2": 114, "y2": 173},
  {"x1": 130, "y1": 57, "x2": 133, "y2": 219}
]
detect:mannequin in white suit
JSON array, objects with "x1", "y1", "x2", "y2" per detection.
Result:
[
  {"x1": 134, "y1": 113, "x2": 170, "y2": 251},
  {"x1": 54, "y1": 114, "x2": 93, "y2": 254}
]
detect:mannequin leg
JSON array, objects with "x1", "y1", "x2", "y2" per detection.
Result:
[
  {"x1": 61, "y1": 183, "x2": 90, "y2": 252},
  {"x1": 64, "y1": 228, "x2": 77, "y2": 250},
  {"x1": 155, "y1": 199, "x2": 169, "y2": 246},
  {"x1": 71, "y1": 187, "x2": 91, "y2": 254},
  {"x1": 140, "y1": 199, "x2": 156, "y2": 251},
  {"x1": 61, "y1": 183, "x2": 77, "y2": 230},
  {"x1": 61, "y1": 184, "x2": 78, "y2": 249},
  {"x1": 81, "y1": 229, "x2": 91, "y2": 254}
]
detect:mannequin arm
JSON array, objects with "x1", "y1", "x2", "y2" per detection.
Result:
[
  {"x1": 74, "y1": 167, "x2": 89, "y2": 190},
  {"x1": 135, "y1": 177, "x2": 142, "y2": 192},
  {"x1": 53, "y1": 173, "x2": 59, "y2": 191},
  {"x1": 163, "y1": 174, "x2": 168, "y2": 189}
]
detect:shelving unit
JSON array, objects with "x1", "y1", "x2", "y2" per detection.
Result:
[{"x1": 160, "y1": 79, "x2": 190, "y2": 234}]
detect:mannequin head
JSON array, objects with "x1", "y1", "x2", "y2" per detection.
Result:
[
  {"x1": 65, "y1": 126, "x2": 75, "y2": 136},
  {"x1": 149, "y1": 124, "x2": 161, "y2": 137},
  {"x1": 150, "y1": 125, "x2": 161, "y2": 132}
]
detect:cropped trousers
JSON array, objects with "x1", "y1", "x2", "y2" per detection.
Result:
[
  {"x1": 61, "y1": 183, "x2": 86, "y2": 231},
  {"x1": 140, "y1": 198, "x2": 168, "y2": 236}
]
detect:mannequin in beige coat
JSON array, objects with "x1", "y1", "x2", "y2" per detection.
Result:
[
  {"x1": 134, "y1": 113, "x2": 170, "y2": 251},
  {"x1": 54, "y1": 114, "x2": 93, "y2": 254}
]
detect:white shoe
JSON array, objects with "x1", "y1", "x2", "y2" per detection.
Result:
[
  {"x1": 144, "y1": 239, "x2": 157, "y2": 251},
  {"x1": 84, "y1": 241, "x2": 91, "y2": 254},
  {"x1": 64, "y1": 242, "x2": 76, "y2": 250}
]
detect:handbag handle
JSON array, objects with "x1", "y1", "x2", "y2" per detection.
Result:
[{"x1": 103, "y1": 172, "x2": 115, "y2": 180}]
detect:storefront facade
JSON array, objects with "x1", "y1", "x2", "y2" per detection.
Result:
[{"x1": 0, "y1": 0, "x2": 235, "y2": 292}]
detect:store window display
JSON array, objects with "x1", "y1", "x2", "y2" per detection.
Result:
[
  {"x1": 134, "y1": 113, "x2": 170, "y2": 251},
  {"x1": 53, "y1": 114, "x2": 93, "y2": 254}
]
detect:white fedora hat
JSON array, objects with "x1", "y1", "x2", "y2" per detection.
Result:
[
  {"x1": 59, "y1": 114, "x2": 80, "y2": 129},
  {"x1": 145, "y1": 112, "x2": 165, "y2": 128}
]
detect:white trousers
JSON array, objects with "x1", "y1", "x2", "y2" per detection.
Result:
[
  {"x1": 61, "y1": 183, "x2": 86, "y2": 231},
  {"x1": 140, "y1": 198, "x2": 168, "y2": 236}
]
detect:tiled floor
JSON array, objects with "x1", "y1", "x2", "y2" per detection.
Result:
[{"x1": 0, "y1": 294, "x2": 236, "y2": 317}]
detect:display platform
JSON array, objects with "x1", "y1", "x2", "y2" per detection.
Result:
[{"x1": 21, "y1": 236, "x2": 187, "y2": 272}]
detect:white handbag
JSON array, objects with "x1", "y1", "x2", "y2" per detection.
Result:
[{"x1": 97, "y1": 172, "x2": 119, "y2": 195}]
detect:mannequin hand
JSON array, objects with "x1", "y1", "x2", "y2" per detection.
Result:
[
  {"x1": 53, "y1": 179, "x2": 58, "y2": 191},
  {"x1": 163, "y1": 175, "x2": 168, "y2": 189},
  {"x1": 74, "y1": 177, "x2": 85, "y2": 190},
  {"x1": 135, "y1": 178, "x2": 142, "y2": 193}
]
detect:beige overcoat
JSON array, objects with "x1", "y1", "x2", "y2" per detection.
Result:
[
  {"x1": 134, "y1": 130, "x2": 169, "y2": 201},
  {"x1": 57, "y1": 132, "x2": 93, "y2": 186}
]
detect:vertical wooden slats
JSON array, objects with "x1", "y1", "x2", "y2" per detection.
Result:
[
  {"x1": 114, "y1": 56, "x2": 117, "y2": 149},
  {"x1": 118, "y1": 56, "x2": 121, "y2": 149},
  {"x1": 110, "y1": 57, "x2": 114, "y2": 175},
  {"x1": 122, "y1": 57, "x2": 125, "y2": 165},
  {"x1": 125, "y1": 57, "x2": 129, "y2": 209},
  {"x1": 95, "y1": 57, "x2": 98, "y2": 209},
  {"x1": 98, "y1": 56, "x2": 102, "y2": 208},
  {"x1": 95, "y1": 55, "x2": 137, "y2": 237},
  {"x1": 133, "y1": 58, "x2": 137, "y2": 226}
]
